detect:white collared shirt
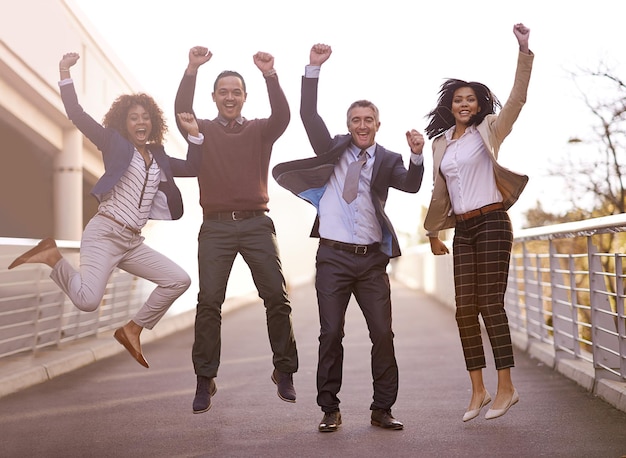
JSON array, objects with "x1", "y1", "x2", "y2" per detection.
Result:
[{"x1": 440, "y1": 125, "x2": 502, "y2": 215}]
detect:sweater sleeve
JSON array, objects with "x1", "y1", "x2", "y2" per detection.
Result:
[
  {"x1": 174, "y1": 72, "x2": 199, "y2": 141},
  {"x1": 263, "y1": 75, "x2": 290, "y2": 143}
]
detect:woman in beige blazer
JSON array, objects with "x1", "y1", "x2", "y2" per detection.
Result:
[{"x1": 423, "y1": 23, "x2": 533, "y2": 422}]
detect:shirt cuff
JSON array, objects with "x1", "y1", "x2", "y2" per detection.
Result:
[
  {"x1": 410, "y1": 153, "x2": 424, "y2": 166},
  {"x1": 58, "y1": 78, "x2": 73, "y2": 86},
  {"x1": 304, "y1": 65, "x2": 320, "y2": 79},
  {"x1": 187, "y1": 133, "x2": 204, "y2": 144}
]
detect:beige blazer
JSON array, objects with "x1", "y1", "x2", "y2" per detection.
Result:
[{"x1": 424, "y1": 51, "x2": 534, "y2": 236}]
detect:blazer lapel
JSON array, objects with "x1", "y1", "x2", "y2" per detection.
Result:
[{"x1": 371, "y1": 144, "x2": 385, "y2": 182}]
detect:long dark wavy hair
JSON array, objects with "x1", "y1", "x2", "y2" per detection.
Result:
[
  {"x1": 425, "y1": 79, "x2": 501, "y2": 140},
  {"x1": 102, "y1": 93, "x2": 167, "y2": 145}
]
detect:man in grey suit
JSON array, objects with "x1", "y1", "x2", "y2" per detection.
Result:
[{"x1": 273, "y1": 43, "x2": 425, "y2": 432}]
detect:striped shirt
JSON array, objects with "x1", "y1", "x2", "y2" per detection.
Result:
[{"x1": 98, "y1": 149, "x2": 161, "y2": 231}]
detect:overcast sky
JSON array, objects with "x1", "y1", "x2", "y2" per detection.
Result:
[{"x1": 69, "y1": 0, "x2": 625, "y2": 231}]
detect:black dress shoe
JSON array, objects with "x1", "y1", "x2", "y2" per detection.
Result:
[
  {"x1": 192, "y1": 376, "x2": 217, "y2": 414},
  {"x1": 371, "y1": 409, "x2": 403, "y2": 430},
  {"x1": 271, "y1": 369, "x2": 296, "y2": 403},
  {"x1": 319, "y1": 411, "x2": 342, "y2": 432}
]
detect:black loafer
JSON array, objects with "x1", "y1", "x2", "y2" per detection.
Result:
[
  {"x1": 319, "y1": 411, "x2": 342, "y2": 432},
  {"x1": 371, "y1": 409, "x2": 403, "y2": 430},
  {"x1": 271, "y1": 369, "x2": 296, "y2": 403},
  {"x1": 192, "y1": 376, "x2": 217, "y2": 414}
]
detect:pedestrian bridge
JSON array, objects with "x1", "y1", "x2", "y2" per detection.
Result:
[
  {"x1": 1, "y1": 215, "x2": 626, "y2": 456},
  {"x1": 7, "y1": 213, "x2": 626, "y2": 404}
]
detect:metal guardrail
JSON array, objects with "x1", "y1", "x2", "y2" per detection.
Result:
[
  {"x1": 505, "y1": 213, "x2": 626, "y2": 381},
  {"x1": 3, "y1": 214, "x2": 626, "y2": 386},
  {"x1": 0, "y1": 238, "x2": 150, "y2": 358}
]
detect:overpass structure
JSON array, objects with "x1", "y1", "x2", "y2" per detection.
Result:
[{"x1": 1, "y1": 2, "x2": 626, "y2": 455}]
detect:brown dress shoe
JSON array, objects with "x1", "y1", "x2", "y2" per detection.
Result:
[
  {"x1": 319, "y1": 411, "x2": 342, "y2": 432},
  {"x1": 371, "y1": 409, "x2": 404, "y2": 430},
  {"x1": 8, "y1": 238, "x2": 57, "y2": 269},
  {"x1": 114, "y1": 327, "x2": 149, "y2": 368}
]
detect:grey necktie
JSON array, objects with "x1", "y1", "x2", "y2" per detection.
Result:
[{"x1": 342, "y1": 149, "x2": 367, "y2": 203}]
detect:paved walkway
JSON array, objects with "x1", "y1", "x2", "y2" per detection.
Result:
[{"x1": 1, "y1": 282, "x2": 626, "y2": 457}]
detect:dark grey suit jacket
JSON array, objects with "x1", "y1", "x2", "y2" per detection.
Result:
[{"x1": 272, "y1": 76, "x2": 424, "y2": 258}]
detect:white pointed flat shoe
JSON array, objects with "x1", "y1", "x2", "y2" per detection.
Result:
[
  {"x1": 462, "y1": 390, "x2": 492, "y2": 422},
  {"x1": 485, "y1": 389, "x2": 519, "y2": 420}
]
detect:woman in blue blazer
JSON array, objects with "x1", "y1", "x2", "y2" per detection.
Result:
[{"x1": 9, "y1": 53, "x2": 200, "y2": 368}]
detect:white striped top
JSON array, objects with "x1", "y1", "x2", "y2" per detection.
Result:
[{"x1": 98, "y1": 149, "x2": 161, "y2": 231}]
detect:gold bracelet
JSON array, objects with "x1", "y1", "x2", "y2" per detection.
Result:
[{"x1": 59, "y1": 68, "x2": 69, "y2": 71}]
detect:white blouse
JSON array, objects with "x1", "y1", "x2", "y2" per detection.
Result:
[{"x1": 440, "y1": 125, "x2": 502, "y2": 215}]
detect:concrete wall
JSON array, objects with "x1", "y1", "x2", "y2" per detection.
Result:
[{"x1": 0, "y1": 0, "x2": 319, "y2": 313}]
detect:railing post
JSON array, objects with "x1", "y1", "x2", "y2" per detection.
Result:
[
  {"x1": 549, "y1": 241, "x2": 576, "y2": 360},
  {"x1": 568, "y1": 254, "x2": 581, "y2": 360},
  {"x1": 523, "y1": 244, "x2": 546, "y2": 343},
  {"x1": 588, "y1": 237, "x2": 621, "y2": 381},
  {"x1": 615, "y1": 254, "x2": 626, "y2": 380}
]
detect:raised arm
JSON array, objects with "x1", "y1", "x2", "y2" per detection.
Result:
[
  {"x1": 174, "y1": 46, "x2": 212, "y2": 139},
  {"x1": 253, "y1": 51, "x2": 276, "y2": 77},
  {"x1": 170, "y1": 112, "x2": 202, "y2": 177},
  {"x1": 405, "y1": 129, "x2": 425, "y2": 156},
  {"x1": 59, "y1": 52, "x2": 79, "y2": 80},
  {"x1": 185, "y1": 46, "x2": 213, "y2": 76},
  {"x1": 300, "y1": 44, "x2": 333, "y2": 155},
  {"x1": 254, "y1": 51, "x2": 290, "y2": 142},
  {"x1": 513, "y1": 23, "x2": 530, "y2": 54},
  {"x1": 309, "y1": 43, "x2": 332, "y2": 67},
  {"x1": 58, "y1": 52, "x2": 109, "y2": 148},
  {"x1": 489, "y1": 23, "x2": 534, "y2": 151}
]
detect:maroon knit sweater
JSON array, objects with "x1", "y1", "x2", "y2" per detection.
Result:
[{"x1": 175, "y1": 73, "x2": 290, "y2": 214}]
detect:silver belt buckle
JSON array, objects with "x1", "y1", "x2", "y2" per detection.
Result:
[
  {"x1": 231, "y1": 211, "x2": 241, "y2": 221},
  {"x1": 355, "y1": 245, "x2": 367, "y2": 255}
]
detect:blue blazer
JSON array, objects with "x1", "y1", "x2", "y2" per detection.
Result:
[
  {"x1": 60, "y1": 82, "x2": 193, "y2": 220},
  {"x1": 272, "y1": 77, "x2": 424, "y2": 258}
]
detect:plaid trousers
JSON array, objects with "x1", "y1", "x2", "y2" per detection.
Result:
[{"x1": 452, "y1": 210, "x2": 515, "y2": 371}]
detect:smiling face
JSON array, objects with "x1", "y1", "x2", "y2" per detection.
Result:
[
  {"x1": 347, "y1": 105, "x2": 380, "y2": 150},
  {"x1": 451, "y1": 86, "x2": 481, "y2": 127},
  {"x1": 212, "y1": 75, "x2": 247, "y2": 121},
  {"x1": 125, "y1": 104, "x2": 152, "y2": 148}
]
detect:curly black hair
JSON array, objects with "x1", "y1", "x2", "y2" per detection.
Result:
[
  {"x1": 102, "y1": 93, "x2": 167, "y2": 145},
  {"x1": 425, "y1": 79, "x2": 501, "y2": 140}
]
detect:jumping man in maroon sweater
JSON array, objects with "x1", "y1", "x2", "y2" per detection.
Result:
[{"x1": 175, "y1": 46, "x2": 298, "y2": 414}]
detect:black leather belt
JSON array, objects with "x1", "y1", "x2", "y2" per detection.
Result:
[
  {"x1": 204, "y1": 210, "x2": 266, "y2": 221},
  {"x1": 320, "y1": 238, "x2": 379, "y2": 255}
]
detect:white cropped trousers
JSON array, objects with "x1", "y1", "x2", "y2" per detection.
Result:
[{"x1": 50, "y1": 214, "x2": 191, "y2": 329}]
